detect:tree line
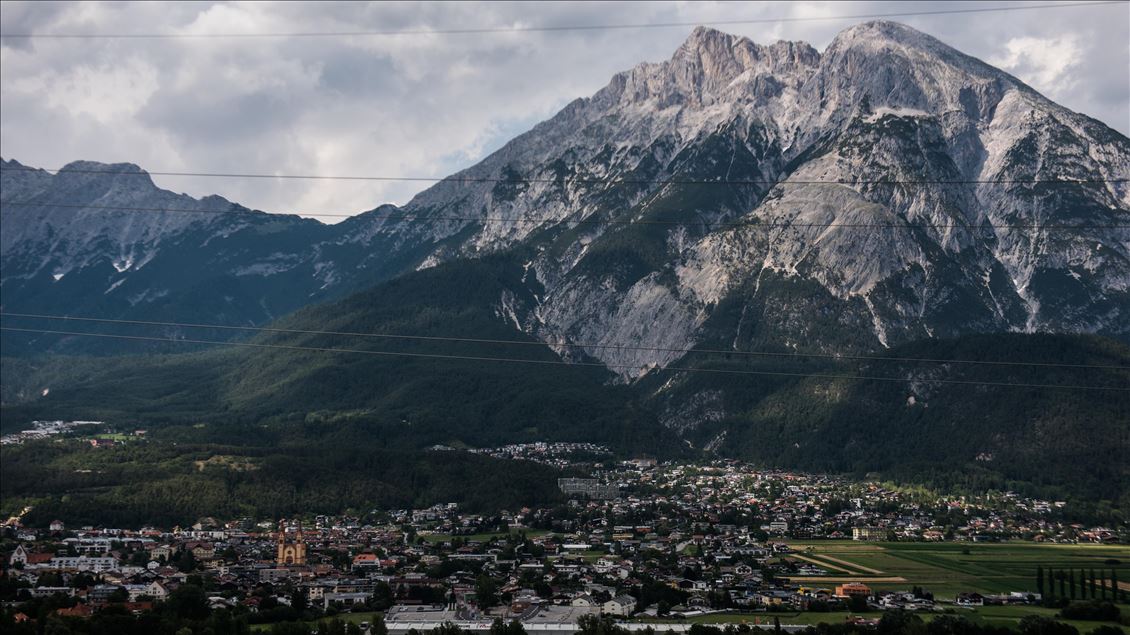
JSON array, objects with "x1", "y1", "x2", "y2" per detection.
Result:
[{"x1": 1037, "y1": 565, "x2": 1127, "y2": 604}]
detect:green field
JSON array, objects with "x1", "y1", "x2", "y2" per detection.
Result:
[
  {"x1": 92, "y1": 433, "x2": 133, "y2": 441},
  {"x1": 781, "y1": 540, "x2": 1130, "y2": 598},
  {"x1": 967, "y1": 604, "x2": 1125, "y2": 631},
  {"x1": 637, "y1": 605, "x2": 1128, "y2": 631}
]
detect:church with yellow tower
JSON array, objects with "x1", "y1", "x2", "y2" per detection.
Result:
[{"x1": 276, "y1": 519, "x2": 306, "y2": 566}]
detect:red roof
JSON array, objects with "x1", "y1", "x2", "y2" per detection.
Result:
[{"x1": 55, "y1": 605, "x2": 94, "y2": 618}]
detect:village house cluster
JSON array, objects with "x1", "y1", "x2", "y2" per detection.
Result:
[
  {"x1": 0, "y1": 460, "x2": 1121, "y2": 629},
  {"x1": 0, "y1": 420, "x2": 107, "y2": 446},
  {"x1": 465, "y1": 443, "x2": 614, "y2": 468}
]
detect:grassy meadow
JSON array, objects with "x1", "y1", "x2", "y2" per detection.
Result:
[{"x1": 779, "y1": 540, "x2": 1130, "y2": 598}]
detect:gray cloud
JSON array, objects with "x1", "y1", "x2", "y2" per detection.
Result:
[{"x1": 2, "y1": 1, "x2": 1127, "y2": 221}]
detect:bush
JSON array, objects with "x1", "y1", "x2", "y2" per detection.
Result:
[
  {"x1": 1061, "y1": 601, "x2": 1121, "y2": 622},
  {"x1": 1019, "y1": 616, "x2": 1080, "y2": 635}
]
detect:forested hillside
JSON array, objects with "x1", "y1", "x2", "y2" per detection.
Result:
[{"x1": 3, "y1": 253, "x2": 1127, "y2": 521}]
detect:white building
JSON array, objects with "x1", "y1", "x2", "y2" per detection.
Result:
[
  {"x1": 126, "y1": 581, "x2": 170, "y2": 602},
  {"x1": 47, "y1": 556, "x2": 119, "y2": 573},
  {"x1": 602, "y1": 594, "x2": 637, "y2": 616}
]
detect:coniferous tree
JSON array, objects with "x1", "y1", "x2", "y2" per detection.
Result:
[
  {"x1": 1113, "y1": 569, "x2": 1121, "y2": 602},
  {"x1": 1037, "y1": 566, "x2": 1045, "y2": 597},
  {"x1": 1059, "y1": 570, "x2": 1067, "y2": 598},
  {"x1": 1089, "y1": 569, "x2": 1097, "y2": 599},
  {"x1": 372, "y1": 615, "x2": 389, "y2": 635},
  {"x1": 1069, "y1": 569, "x2": 1076, "y2": 600},
  {"x1": 1100, "y1": 572, "x2": 1108, "y2": 600}
]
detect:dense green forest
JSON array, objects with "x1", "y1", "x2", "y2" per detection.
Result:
[
  {"x1": 653, "y1": 333, "x2": 1130, "y2": 507},
  {"x1": 1, "y1": 436, "x2": 567, "y2": 527}
]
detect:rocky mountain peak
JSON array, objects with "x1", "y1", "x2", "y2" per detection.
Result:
[
  {"x1": 59, "y1": 159, "x2": 145, "y2": 174},
  {"x1": 4, "y1": 22, "x2": 1127, "y2": 368},
  {"x1": 677, "y1": 25, "x2": 819, "y2": 71},
  {"x1": 625, "y1": 27, "x2": 819, "y2": 108},
  {"x1": 829, "y1": 20, "x2": 942, "y2": 50},
  {"x1": 54, "y1": 160, "x2": 157, "y2": 191},
  {"x1": 0, "y1": 158, "x2": 54, "y2": 200},
  {"x1": 814, "y1": 20, "x2": 1022, "y2": 120}
]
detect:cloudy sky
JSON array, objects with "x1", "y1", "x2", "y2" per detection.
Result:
[{"x1": 2, "y1": 1, "x2": 1127, "y2": 221}]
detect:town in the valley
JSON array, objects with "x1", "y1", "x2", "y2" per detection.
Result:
[{"x1": 2, "y1": 443, "x2": 1127, "y2": 633}]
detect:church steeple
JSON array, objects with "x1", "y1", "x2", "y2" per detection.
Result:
[{"x1": 276, "y1": 518, "x2": 307, "y2": 566}]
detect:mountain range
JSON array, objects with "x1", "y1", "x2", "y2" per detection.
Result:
[{"x1": 2, "y1": 22, "x2": 1128, "y2": 506}]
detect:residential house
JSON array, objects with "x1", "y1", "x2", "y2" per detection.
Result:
[
  {"x1": 88, "y1": 584, "x2": 124, "y2": 604},
  {"x1": 570, "y1": 595, "x2": 596, "y2": 607},
  {"x1": 853, "y1": 527, "x2": 885, "y2": 542},
  {"x1": 352, "y1": 553, "x2": 380, "y2": 571},
  {"x1": 55, "y1": 605, "x2": 94, "y2": 618},
  {"x1": 955, "y1": 592, "x2": 985, "y2": 607},
  {"x1": 184, "y1": 541, "x2": 215, "y2": 561}
]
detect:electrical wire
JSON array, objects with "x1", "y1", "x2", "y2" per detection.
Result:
[
  {"x1": 2, "y1": 165, "x2": 1124, "y2": 186},
  {"x1": 4, "y1": 200, "x2": 1125, "y2": 230},
  {"x1": 1, "y1": 2, "x2": 1122, "y2": 39},
  {"x1": 4, "y1": 311, "x2": 1125, "y2": 371},
  {"x1": 3, "y1": 326, "x2": 1126, "y2": 392}
]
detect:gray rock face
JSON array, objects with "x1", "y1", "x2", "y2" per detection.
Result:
[
  {"x1": 370, "y1": 21, "x2": 1129, "y2": 376},
  {"x1": 3, "y1": 21, "x2": 1128, "y2": 369}
]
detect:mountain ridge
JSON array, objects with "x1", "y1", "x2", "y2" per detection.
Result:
[{"x1": 3, "y1": 21, "x2": 1128, "y2": 372}]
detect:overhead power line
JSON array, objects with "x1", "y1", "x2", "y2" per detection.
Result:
[
  {"x1": 3, "y1": 201, "x2": 1126, "y2": 231},
  {"x1": 4, "y1": 312, "x2": 1125, "y2": 371},
  {"x1": 0, "y1": 2, "x2": 1122, "y2": 39},
  {"x1": 2, "y1": 165, "x2": 1124, "y2": 186},
  {"x1": 2, "y1": 326, "x2": 1126, "y2": 393}
]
